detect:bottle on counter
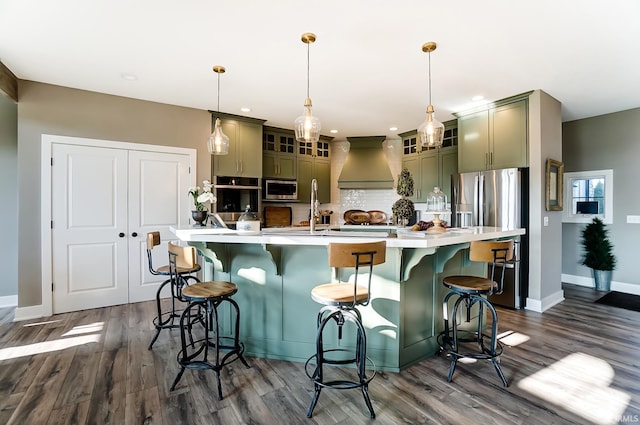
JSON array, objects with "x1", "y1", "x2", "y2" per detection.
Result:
[{"x1": 236, "y1": 205, "x2": 261, "y2": 235}]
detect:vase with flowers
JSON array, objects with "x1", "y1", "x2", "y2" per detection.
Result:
[{"x1": 188, "y1": 180, "x2": 216, "y2": 226}]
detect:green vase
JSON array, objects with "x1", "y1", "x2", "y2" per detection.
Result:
[{"x1": 592, "y1": 269, "x2": 612, "y2": 292}]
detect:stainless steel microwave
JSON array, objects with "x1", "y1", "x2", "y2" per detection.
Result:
[{"x1": 264, "y1": 179, "x2": 298, "y2": 200}]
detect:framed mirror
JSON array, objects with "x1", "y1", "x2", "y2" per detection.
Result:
[{"x1": 546, "y1": 159, "x2": 564, "y2": 211}]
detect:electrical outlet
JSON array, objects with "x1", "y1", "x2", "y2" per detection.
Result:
[
  {"x1": 543, "y1": 216, "x2": 549, "y2": 226},
  {"x1": 627, "y1": 215, "x2": 640, "y2": 224}
]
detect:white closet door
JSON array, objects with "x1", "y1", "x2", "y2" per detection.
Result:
[
  {"x1": 127, "y1": 150, "x2": 191, "y2": 302},
  {"x1": 52, "y1": 144, "x2": 129, "y2": 313}
]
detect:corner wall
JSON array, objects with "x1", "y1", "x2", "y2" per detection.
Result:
[
  {"x1": 0, "y1": 93, "x2": 18, "y2": 304},
  {"x1": 525, "y1": 90, "x2": 564, "y2": 311},
  {"x1": 17, "y1": 81, "x2": 211, "y2": 308},
  {"x1": 562, "y1": 107, "x2": 640, "y2": 292}
]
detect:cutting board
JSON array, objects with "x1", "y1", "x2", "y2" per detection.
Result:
[{"x1": 264, "y1": 206, "x2": 292, "y2": 227}]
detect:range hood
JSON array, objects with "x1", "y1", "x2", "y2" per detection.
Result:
[{"x1": 338, "y1": 136, "x2": 394, "y2": 189}]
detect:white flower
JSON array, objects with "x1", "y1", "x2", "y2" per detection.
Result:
[{"x1": 197, "y1": 192, "x2": 216, "y2": 204}]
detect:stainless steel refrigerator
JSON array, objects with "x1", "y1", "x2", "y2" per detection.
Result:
[{"x1": 450, "y1": 168, "x2": 529, "y2": 309}]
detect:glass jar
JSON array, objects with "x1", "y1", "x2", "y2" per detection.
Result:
[
  {"x1": 426, "y1": 187, "x2": 447, "y2": 212},
  {"x1": 236, "y1": 205, "x2": 261, "y2": 235}
]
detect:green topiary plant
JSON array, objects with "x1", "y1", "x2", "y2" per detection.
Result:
[
  {"x1": 580, "y1": 217, "x2": 616, "y2": 271},
  {"x1": 392, "y1": 168, "x2": 415, "y2": 223}
]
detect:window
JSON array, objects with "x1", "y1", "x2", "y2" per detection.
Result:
[{"x1": 563, "y1": 169, "x2": 613, "y2": 224}]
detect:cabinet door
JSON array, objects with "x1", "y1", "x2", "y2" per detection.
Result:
[
  {"x1": 458, "y1": 110, "x2": 489, "y2": 173},
  {"x1": 238, "y1": 122, "x2": 262, "y2": 177},
  {"x1": 419, "y1": 151, "x2": 438, "y2": 202},
  {"x1": 262, "y1": 151, "x2": 278, "y2": 178},
  {"x1": 402, "y1": 155, "x2": 420, "y2": 202},
  {"x1": 490, "y1": 100, "x2": 528, "y2": 169},
  {"x1": 297, "y1": 156, "x2": 313, "y2": 202},
  {"x1": 213, "y1": 120, "x2": 239, "y2": 176},
  {"x1": 315, "y1": 159, "x2": 331, "y2": 203},
  {"x1": 278, "y1": 155, "x2": 297, "y2": 179}
]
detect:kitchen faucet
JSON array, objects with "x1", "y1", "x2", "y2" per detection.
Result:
[{"x1": 310, "y1": 178, "x2": 319, "y2": 233}]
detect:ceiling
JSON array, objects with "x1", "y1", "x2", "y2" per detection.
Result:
[{"x1": 1, "y1": 0, "x2": 639, "y2": 139}]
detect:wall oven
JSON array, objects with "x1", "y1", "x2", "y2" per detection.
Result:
[
  {"x1": 212, "y1": 176, "x2": 262, "y2": 228},
  {"x1": 264, "y1": 179, "x2": 298, "y2": 201}
]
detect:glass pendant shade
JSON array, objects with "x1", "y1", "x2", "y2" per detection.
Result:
[
  {"x1": 295, "y1": 98, "x2": 321, "y2": 143},
  {"x1": 419, "y1": 104, "x2": 445, "y2": 148},
  {"x1": 294, "y1": 33, "x2": 321, "y2": 143},
  {"x1": 208, "y1": 118, "x2": 230, "y2": 155}
]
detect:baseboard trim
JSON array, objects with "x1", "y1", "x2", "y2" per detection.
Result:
[
  {"x1": 525, "y1": 289, "x2": 565, "y2": 313},
  {"x1": 13, "y1": 304, "x2": 45, "y2": 322},
  {"x1": 0, "y1": 295, "x2": 17, "y2": 308},
  {"x1": 562, "y1": 273, "x2": 640, "y2": 295}
]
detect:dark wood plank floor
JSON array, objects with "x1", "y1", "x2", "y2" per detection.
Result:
[{"x1": 1, "y1": 284, "x2": 638, "y2": 425}]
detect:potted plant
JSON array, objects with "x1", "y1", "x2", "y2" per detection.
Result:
[
  {"x1": 392, "y1": 168, "x2": 415, "y2": 226},
  {"x1": 188, "y1": 180, "x2": 216, "y2": 226},
  {"x1": 580, "y1": 217, "x2": 616, "y2": 291}
]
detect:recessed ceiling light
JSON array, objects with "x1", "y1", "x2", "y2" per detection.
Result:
[
  {"x1": 330, "y1": 129, "x2": 338, "y2": 134},
  {"x1": 471, "y1": 95, "x2": 484, "y2": 101},
  {"x1": 389, "y1": 126, "x2": 398, "y2": 131},
  {"x1": 120, "y1": 73, "x2": 138, "y2": 81},
  {"x1": 240, "y1": 107, "x2": 251, "y2": 112}
]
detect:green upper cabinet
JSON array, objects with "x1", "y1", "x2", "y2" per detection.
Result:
[
  {"x1": 262, "y1": 127, "x2": 297, "y2": 179},
  {"x1": 212, "y1": 113, "x2": 266, "y2": 178},
  {"x1": 400, "y1": 121, "x2": 458, "y2": 202},
  {"x1": 457, "y1": 94, "x2": 529, "y2": 173},
  {"x1": 297, "y1": 136, "x2": 332, "y2": 203}
]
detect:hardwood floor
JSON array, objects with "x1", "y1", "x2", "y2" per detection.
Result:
[{"x1": 1, "y1": 284, "x2": 639, "y2": 425}]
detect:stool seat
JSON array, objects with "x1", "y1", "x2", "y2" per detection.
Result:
[
  {"x1": 182, "y1": 281, "x2": 237, "y2": 299},
  {"x1": 443, "y1": 276, "x2": 497, "y2": 294},
  {"x1": 311, "y1": 283, "x2": 369, "y2": 305},
  {"x1": 156, "y1": 264, "x2": 201, "y2": 275}
]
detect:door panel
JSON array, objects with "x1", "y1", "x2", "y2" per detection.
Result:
[
  {"x1": 128, "y1": 150, "x2": 191, "y2": 303},
  {"x1": 52, "y1": 144, "x2": 129, "y2": 313}
]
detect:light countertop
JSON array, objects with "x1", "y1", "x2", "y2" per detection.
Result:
[{"x1": 170, "y1": 225, "x2": 525, "y2": 248}]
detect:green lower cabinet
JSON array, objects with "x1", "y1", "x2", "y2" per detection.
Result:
[{"x1": 197, "y1": 241, "x2": 480, "y2": 372}]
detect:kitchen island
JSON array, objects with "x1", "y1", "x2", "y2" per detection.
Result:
[{"x1": 171, "y1": 226, "x2": 525, "y2": 372}]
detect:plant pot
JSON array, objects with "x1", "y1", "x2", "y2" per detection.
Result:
[
  {"x1": 592, "y1": 269, "x2": 612, "y2": 292},
  {"x1": 191, "y1": 210, "x2": 208, "y2": 226}
]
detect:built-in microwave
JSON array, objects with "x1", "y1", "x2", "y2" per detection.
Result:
[{"x1": 264, "y1": 179, "x2": 298, "y2": 200}]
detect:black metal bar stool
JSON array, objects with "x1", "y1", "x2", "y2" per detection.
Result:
[
  {"x1": 438, "y1": 240, "x2": 514, "y2": 386},
  {"x1": 305, "y1": 241, "x2": 386, "y2": 419},
  {"x1": 167, "y1": 241, "x2": 250, "y2": 400},
  {"x1": 147, "y1": 231, "x2": 201, "y2": 350}
]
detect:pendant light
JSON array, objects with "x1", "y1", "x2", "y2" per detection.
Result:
[
  {"x1": 208, "y1": 65, "x2": 230, "y2": 155},
  {"x1": 418, "y1": 42, "x2": 444, "y2": 148},
  {"x1": 294, "y1": 32, "x2": 321, "y2": 143}
]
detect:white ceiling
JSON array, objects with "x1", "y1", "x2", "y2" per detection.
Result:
[{"x1": 1, "y1": 0, "x2": 639, "y2": 139}]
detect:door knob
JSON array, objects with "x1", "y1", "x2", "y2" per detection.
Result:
[
  {"x1": 118, "y1": 232, "x2": 125, "y2": 238},
  {"x1": 131, "y1": 232, "x2": 138, "y2": 237}
]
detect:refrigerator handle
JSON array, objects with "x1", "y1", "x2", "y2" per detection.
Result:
[{"x1": 477, "y1": 174, "x2": 484, "y2": 226}]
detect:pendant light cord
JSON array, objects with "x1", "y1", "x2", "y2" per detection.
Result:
[
  {"x1": 217, "y1": 73, "x2": 221, "y2": 113},
  {"x1": 306, "y1": 41, "x2": 310, "y2": 98},
  {"x1": 428, "y1": 50, "x2": 432, "y2": 106}
]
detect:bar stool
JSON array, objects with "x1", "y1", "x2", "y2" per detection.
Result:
[
  {"x1": 147, "y1": 231, "x2": 201, "y2": 350},
  {"x1": 438, "y1": 240, "x2": 514, "y2": 386},
  {"x1": 305, "y1": 241, "x2": 386, "y2": 419},
  {"x1": 167, "y1": 241, "x2": 250, "y2": 399}
]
